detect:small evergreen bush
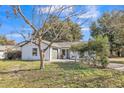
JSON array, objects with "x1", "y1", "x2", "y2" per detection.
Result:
[{"x1": 71, "y1": 35, "x2": 110, "y2": 68}]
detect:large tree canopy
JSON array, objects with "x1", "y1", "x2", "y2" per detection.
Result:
[
  {"x1": 10, "y1": 5, "x2": 87, "y2": 69},
  {"x1": 90, "y1": 11, "x2": 124, "y2": 56},
  {"x1": 42, "y1": 15, "x2": 82, "y2": 42}
]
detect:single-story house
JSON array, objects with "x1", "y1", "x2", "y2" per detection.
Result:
[
  {"x1": 0, "y1": 45, "x2": 21, "y2": 59},
  {"x1": 0, "y1": 46, "x2": 6, "y2": 59},
  {"x1": 20, "y1": 40, "x2": 82, "y2": 62}
]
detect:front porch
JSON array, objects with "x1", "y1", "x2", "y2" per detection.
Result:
[{"x1": 51, "y1": 47, "x2": 77, "y2": 60}]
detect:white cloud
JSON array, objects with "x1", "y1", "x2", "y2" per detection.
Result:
[
  {"x1": 81, "y1": 27, "x2": 90, "y2": 31},
  {"x1": 22, "y1": 28, "x2": 32, "y2": 31},
  {"x1": 78, "y1": 6, "x2": 99, "y2": 19},
  {"x1": 6, "y1": 33, "x2": 23, "y2": 38},
  {"x1": 37, "y1": 5, "x2": 73, "y2": 14},
  {"x1": 38, "y1": 6, "x2": 62, "y2": 13}
]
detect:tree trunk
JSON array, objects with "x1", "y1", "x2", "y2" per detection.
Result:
[
  {"x1": 38, "y1": 45, "x2": 45, "y2": 70},
  {"x1": 40, "y1": 50, "x2": 45, "y2": 69},
  {"x1": 119, "y1": 48, "x2": 122, "y2": 57},
  {"x1": 110, "y1": 49, "x2": 113, "y2": 57}
]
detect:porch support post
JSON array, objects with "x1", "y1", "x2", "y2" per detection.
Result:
[
  {"x1": 49, "y1": 47, "x2": 52, "y2": 62},
  {"x1": 58, "y1": 48, "x2": 61, "y2": 59}
]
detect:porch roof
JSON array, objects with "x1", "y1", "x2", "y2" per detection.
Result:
[{"x1": 51, "y1": 41, "x2": 82, "y2": 48}]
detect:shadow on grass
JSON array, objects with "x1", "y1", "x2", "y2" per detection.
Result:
[
  {"x1": 52, "y1": 62, "x2": 91, "y2": 70},
  {"x1": 0, "y1": 62, "x2": 93, "y2": 75},
  {"x1": 0, "y1": 68, "x2": 39, "y2": 74},
  {"x1": 0, "y1": 59, "x2": 39, "y2": 62}
]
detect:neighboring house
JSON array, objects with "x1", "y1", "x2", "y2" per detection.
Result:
[
  {"x1": 0, "y1": 45, "x2": 21, "y2": 59},
  {"x1": 20, "y1": 40, "x2": 82, "y2": 61},
  {"x1": 0, "y1": 46, "x2": 5, "y2": 59},
  {"x1": 110, "y1": 47, "x2": 124, "y2": 57}
]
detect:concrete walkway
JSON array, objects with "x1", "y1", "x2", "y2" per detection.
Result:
[
  {"x1": 109, "y1": 58, "x2": 124, "y2": 62},
  {"x1": 108, "y1": 63, "x2": 124, "y2": 71}
]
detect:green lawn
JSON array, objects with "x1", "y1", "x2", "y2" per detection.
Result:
[{"x1": 0, "y1": 60, "x2": 124, "y2": 88}]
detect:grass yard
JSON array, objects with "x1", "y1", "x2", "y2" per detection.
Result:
[{"x1": 0, "y1": 60, "x2": 124, "y2": 88}]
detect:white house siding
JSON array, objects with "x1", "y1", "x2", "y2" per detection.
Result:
[
  {"x1": 58, "y1": 48, "x2": 61, "y2": 58},
  {"x1": 21, "y1": 42, "x2": 50, "y2": 61},
  {"x1": 0, "y1": 51, "x2": 5, "y2": 59}
]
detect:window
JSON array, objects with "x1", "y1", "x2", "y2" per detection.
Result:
[{"x1": 32, "y1": 48, "x2": 37, "y2": 56}]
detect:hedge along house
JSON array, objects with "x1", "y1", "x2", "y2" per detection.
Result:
[{"x1": 20, "y1": 40, "x2": 81, "y2": 62}]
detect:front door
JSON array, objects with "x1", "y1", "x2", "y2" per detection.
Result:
[{"x1": 52, "y1": 48, "x2": 58, "y2": 59}]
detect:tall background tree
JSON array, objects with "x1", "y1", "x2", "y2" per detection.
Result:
[
  {"x1": 42, "y1": 15, "x2": 82, "y2": 42},
  {"x1": 90, "y1": 11, "x2": 124, "y2": 57},
  {"x1": 0, "y1": 35, "x2": 15, "y2": 45}
]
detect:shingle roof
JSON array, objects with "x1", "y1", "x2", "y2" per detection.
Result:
[
  {"x1": 18, "y1": 40, "x2": 83, "y2": 48},
  {"x1": 51, "y1": 41, "x2": 82, "y2": 48}
]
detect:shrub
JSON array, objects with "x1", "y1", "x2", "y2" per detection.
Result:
[
  {"x1": 72, "y1": 35, "x2": 110, "y2": 68},
  {"x1": 5, "y1": 51, "x2": 21, "y2": 60},
  {"x1": 100, "y1": 56, "x2": 109, "y2": 68},
  {"x1": 94, "y1": 36, "x2": 110, "y2": 68}
]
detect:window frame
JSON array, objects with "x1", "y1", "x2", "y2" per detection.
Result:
[{"x1": 32, "y1": 48, "x2": 38, "y2": 56}]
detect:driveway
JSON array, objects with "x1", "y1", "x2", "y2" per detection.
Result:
[
  {"x1": 109, "y1": 58, "x2": 124, "y2": 62},
  {"x1": 108, "y1": 63, "x2": 124, "y2": 71}
]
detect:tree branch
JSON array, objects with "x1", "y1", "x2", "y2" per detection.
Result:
[{"x1": 16, "y1": 6, "x2": 38, "y2": 32}]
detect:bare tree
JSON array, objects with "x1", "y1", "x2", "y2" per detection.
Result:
[{"x1": 11, "y1": 5, "x2": 88, "y2": 69}]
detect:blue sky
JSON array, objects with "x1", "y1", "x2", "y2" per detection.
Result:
[{"x1": 0, "y1": 5, "x2": 124, "y2": 43}]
